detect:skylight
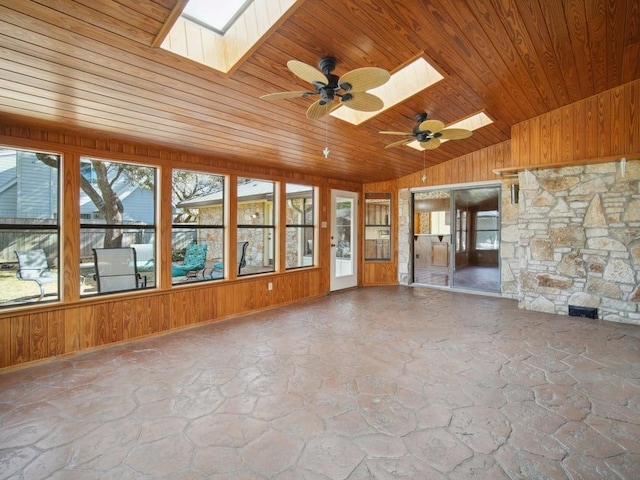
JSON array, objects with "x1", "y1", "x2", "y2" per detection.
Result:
[
  {"x1": 407, "y1": 112, "x2": 494, "y2": 151},
  {"x1": 330, "y1": 57, "x2": 444, "y2": 125},
  {"x1": 182, "y1": 0, "x2": 254, "y2": 35}
]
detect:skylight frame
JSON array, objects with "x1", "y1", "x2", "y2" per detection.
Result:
[{"x1": 182, "y1": 0, "x2": 255, "y2": 36}]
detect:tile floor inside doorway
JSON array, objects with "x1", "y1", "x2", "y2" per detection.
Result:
[
  {"x1": 414, "y1": 265, "x2": 501, "y2": 293},
  {"x1": 1, "y1": 286, "x2": 639, "y2": 479}
]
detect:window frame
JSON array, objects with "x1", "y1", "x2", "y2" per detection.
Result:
[
  {"x1": 237, "y1": 177, "x2": 277, "y2": 276},
  {"x1": 171, "y1": 168, "x2": 226, "y2": 284},
  {"x1": 285, "y1": 183, "x2": 316, "y2": 270},
  {"x1": 79, "y1": 157, "x2": 157, "y2": 296},
  {"x1": 364, "y1": 192, "x2": 392, "y2": 261},
  {"x1": 0, "y1": 146, "x2": 61, "y2": 308},
  {"x1": 474, "y1": 210, "x2": 499, "y2": 251}
]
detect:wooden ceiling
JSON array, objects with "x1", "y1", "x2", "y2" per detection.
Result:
[{"x1": 0, "y1": 0, "x2": 638, "y2": 183}]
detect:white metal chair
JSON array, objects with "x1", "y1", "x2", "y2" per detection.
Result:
[
  {"x1": 15, "y1": 249, "x2": 57, "y2": 300},
  {"x1": 131, "y1": 243, "x2": 155, "y2": 272},
  {"x1": 93, "y1": 247, "x2": 146, "y2": 293}
]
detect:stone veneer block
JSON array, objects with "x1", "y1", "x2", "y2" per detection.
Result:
[
  {"x1": 530, "y1": 239, "x2": 554, "y2": 260},
  {"x1": 586, "y1": 278, "x2": 623, "y2": 299},
  {"x1": 537, "y1": 274, "x2": 572, "y2": 290},
  {"x1": 550, "y1": 226, "x2": 586, "y2": 248},
  {"x1": 558, "y1": 252, "x2": 586, "y2": 277},
  {"x1": 584, "y1": 195, "x2": 606, "y2": 226},
  {"x1": 570, "y1": 178, "x2": 609, "y2": 195},
  {"x1": 587, "y1": 237, "x2": 628, "y2": 251},
  {"x1": 538, "y1": 177, "x2": 580, "y2": 192},
  {"x1": 603, "y1": 259, "x2": 635, "y2": 284},
  {"x1": 623, "y1": 199, "x2": 640, "y2": 222}
]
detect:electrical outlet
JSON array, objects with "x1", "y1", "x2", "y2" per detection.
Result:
[{"x1": 268, "y1": 282, "x2": 273, "y2": 291}]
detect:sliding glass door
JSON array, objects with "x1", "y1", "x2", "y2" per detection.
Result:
[
  {"x1": 412, "y1": 185, "x2": 500, "y2": 294},
  {"x1": 412, "y1": 190, "x2": 451, "y2": 288}
]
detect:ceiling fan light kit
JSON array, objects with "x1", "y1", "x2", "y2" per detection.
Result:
[{"x1": 261, "y1": 56, "x2": 390, "y2": 120}]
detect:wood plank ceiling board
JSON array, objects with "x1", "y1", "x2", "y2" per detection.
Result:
[{"x1": 0, "y1": 0, "x2": 638, "y2": 183}]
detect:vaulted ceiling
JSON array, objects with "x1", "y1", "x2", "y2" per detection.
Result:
[{"x1": 1, "y1": 0, "x2": 638, "y2": 183}]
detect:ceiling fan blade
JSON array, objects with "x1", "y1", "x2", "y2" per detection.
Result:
[
  {"x1": 439, "y1": 128, "x2": 473, "y2": 140},
  {"x1": 306, "y1": 100, "x2": 336, "y2": 120},
  {"x1": 342, "y1": 92, "x2": 383, "y2": 112},
  {"x1": 420, "y1": 137, "x2": 442, "y2": 150},
  {"x1": 287, "y1": 60, "x2": 326, "y2": 85},
  {"x1": 379, "y1": 131, "x2": 413, "y2": 136},
  {"x1": 385, "y1": 138, "x2": 413, "y2": 149},
  {"x1": 418, "y1": 119, "x2": 445, "y2": 133},
  {"x1": 261, "y1": 91, "x2": 316, "y2": 100},
  {"x1": 339, "y1": 67, "x2": 390, "y2": 92}
]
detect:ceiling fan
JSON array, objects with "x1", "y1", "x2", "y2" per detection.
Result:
[
  {"x1": 261, "y1": 56, "x2": 390, "y2": 120},
  {"x1": 380, "y1": 113, "x2": 472, "y2": 150}
]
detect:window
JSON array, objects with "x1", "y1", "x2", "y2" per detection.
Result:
[
  {"x1": 0, "y1": 147, "x2": 60, "y2": 307},
  {"x1": 237, "y1": 178, "x2": 275, "y2": 276},
  {"x1": 182, "y1": 0, "x2": 254, "y2": 35},
  {"x1": 171, "y1": 169, "x2": 225, "y2": 283},
  {"x1": 365, "y1": 192, "x2": 391, "y2": 260},
  {"x1": 456, "y1": 209, "x2": 468, "y2": 252},
  {"x1": 79, "y1": 158, "x2": 156, "y2": 295},
  {"x1": 286, "y1": 184, "x2": 314, "y2": 269},
  {"x1": 475, "y1": 210, "x2": 499, "y2": 250}
]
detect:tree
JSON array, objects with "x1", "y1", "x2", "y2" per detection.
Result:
[
  {"x1": 37, "y1": 153, "x2": 127, "y2": 247},
  {"x1": 172, "y1": 170, "x2": 223, "y2": 223},
  {"x1": 36, "y1": 154, "x2": 222, "y2": 248}
]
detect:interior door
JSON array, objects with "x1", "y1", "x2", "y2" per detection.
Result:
[{"x1": 330, "y1": 189, "x2": 357, "y2": 291}]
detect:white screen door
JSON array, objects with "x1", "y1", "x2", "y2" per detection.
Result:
[{"x1": 330, "y1": 189, "x2": 358, "y2": 291}]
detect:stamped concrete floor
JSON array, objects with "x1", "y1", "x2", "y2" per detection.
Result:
[{"x1": 1, "y1": 286, "x2": 640, "y2": 479}]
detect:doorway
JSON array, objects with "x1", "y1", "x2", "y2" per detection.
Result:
[
  {"x1": 330, "y1": 189, "x2": 358, "y2": 291},
  {"x1": 412, "y1": 185, "x2": 500, "y2": 294}
]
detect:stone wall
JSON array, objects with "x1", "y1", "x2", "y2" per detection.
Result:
[
  {"x1": 516, "y1": 160, "x2": 640, "y2": 324},
  {"x1": 398, "y1": 188, "x2": 411, "y2": 285},
  {"x1": 500, "y1": 178, "x2": 520, "y2": 300}
]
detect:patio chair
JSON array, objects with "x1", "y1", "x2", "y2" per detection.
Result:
[
  {"x1": 93, "y1": 247, "x2": 146, "y2": 293},
  {"x1": 131, "y1": 243, "x2": 155, "y2": 272},
  {"x1": 171, "y1": 243, "x2": 207, "y2": 278},
  {"x1": 15, "y1": 249, "x2": 57, "y2": 300},
  {"x1": 211, "y1": 241, "x2": 248, "y2": 275}
]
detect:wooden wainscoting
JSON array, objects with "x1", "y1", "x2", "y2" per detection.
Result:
[{"x1": 1, "y1": 269, "x2": 324, "y2": 370}]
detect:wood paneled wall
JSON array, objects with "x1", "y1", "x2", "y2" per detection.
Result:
[
  {"x1": 0, "y1": 126, "x2": 359, "y2": 371},
  {"x1": 510, "y1": 80, "x2": 640, "y2": 169},
  {"x1": 396, "y1": 141, "x2": 512, "y2": 190}
]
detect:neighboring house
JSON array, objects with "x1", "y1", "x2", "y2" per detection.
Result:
[
  {"x1": 0, "y1": 150, "x2": 155, "y2": 262},
  {"x1": 179, "y1": 181, "x2": 313, "y2": 268},
  {"x1": 0, "y1": 150, "x2": 153, "y2": 224},
  {"x1": 0, "y1": 149, "x2": 57, "y2": 221}
]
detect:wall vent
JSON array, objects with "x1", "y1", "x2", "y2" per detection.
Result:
[{"x1": 568, "y1": 305, "x2": 598, "y2": 319}]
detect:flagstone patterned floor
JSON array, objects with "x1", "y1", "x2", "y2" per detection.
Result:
[{"x1": 1, "y1": 286, "x2": 639, "y2": 479}]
